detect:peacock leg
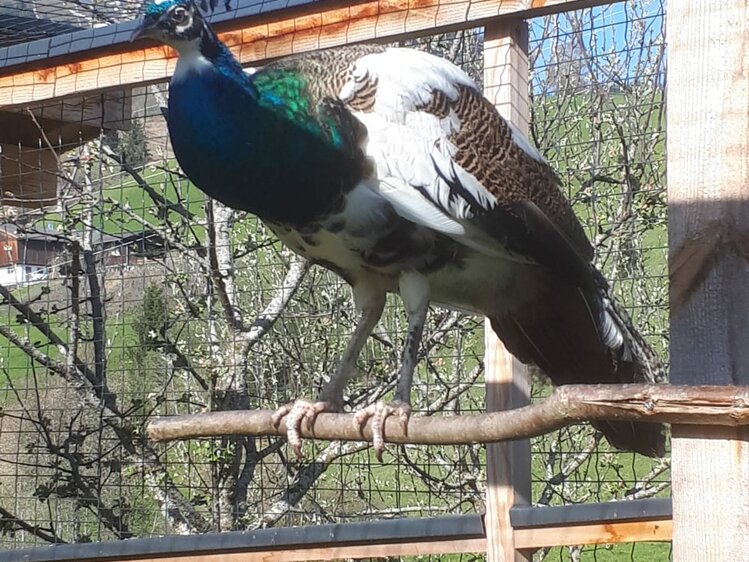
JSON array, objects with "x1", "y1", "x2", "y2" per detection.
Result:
[
  {"x1": 272, "y1": 284, "x2": 385, "y2": 458},
  {"x1": 354, "y1": 271, "x2": 429, "y2": 460}
]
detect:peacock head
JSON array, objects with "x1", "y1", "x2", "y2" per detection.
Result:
[{"x1": 130, "y1": 0, "x2": 229, "y2": 46}]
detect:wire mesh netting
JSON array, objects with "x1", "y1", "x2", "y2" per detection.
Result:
[
  {"x1": 0, "y1": 1, "x2": 140, "y2": 47},
  {"x1": 0, "y1": 1, "x2": 668, "y2": 560},
  {"x1": 527, "y1": 2, "x2": 669, "y2": 560}
]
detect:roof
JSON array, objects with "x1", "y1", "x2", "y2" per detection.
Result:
[
  {"x1": 0, "y1": 223, "x2": 161, "y2": 246},
  {"x1": 0, "y1": 223, "x2": 62, "y2": 242},
  {"x1": 0, "y1": 0, "x2": 318, "y2": 73},
  {"x1": 0, "y1": 14, "x2": 82, "y2": 49},
  {"x1": 0, "y1": 0, "x2": 139, "y2": 28}
]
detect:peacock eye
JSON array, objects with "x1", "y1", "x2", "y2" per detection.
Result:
[{"x1": 171, "y1": 6, "x2": 189, "y2": 25}]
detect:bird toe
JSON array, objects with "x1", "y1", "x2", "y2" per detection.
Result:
[
  {"x1": 273, "y1": 399, "x2": 337, "y2": 459},
  {"x1": 355, "y1": 400, "x2": 412, "y2": 461}
]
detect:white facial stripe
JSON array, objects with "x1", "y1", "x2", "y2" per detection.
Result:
[
  {"x1": 175, "y1": 20, "x2": 193, "y2": 34},
  {"x1": 172, "y1": 38, "x2": 212, "y2": 80}
]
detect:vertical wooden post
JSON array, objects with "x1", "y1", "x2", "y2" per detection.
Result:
[
  {"x1": 667, "y1": 1, "x2": 749, "y2": 560},
  {"x1": 483, "y1": 20, "x2": 533, "y2": 562}
]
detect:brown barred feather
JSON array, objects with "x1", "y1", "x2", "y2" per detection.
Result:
[
  {"x1": 416, "y1": 89, "x2": 452, "y2": 118},
  {"x1": 346, "y1": 71, "x2": 379, "y2": 112},
  {"x1": 447, "y1": 86, "x2": 594, "y2": 262}
]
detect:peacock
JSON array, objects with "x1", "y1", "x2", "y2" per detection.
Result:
[{"x1": 131, "y1": 0, "x2": 666, "y2": 459}]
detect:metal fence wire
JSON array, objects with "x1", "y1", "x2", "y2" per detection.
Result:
[{"x1": 0, "y1": 1, "x2": 668, "y2": 560}]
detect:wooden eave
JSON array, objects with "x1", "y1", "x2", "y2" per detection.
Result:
[{"x1": 0, "y1": 0, "x2": 616, "y2": 109}]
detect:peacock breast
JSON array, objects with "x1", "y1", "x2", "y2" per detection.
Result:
[{"x1": 167, "y1": 69, "x2": 365, "y2": 225}]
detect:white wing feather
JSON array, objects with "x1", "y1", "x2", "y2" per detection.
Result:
[{"x1": 340, "y1": 47, "x2": 540, "y2": 261}]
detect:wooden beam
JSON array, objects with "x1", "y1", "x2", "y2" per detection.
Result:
[
  {"x1": 513, "y1": 519, "x2": 672, "y2": 549},
  {"x1": 0, "y1": 91, "x2": 131, "y2": 147},
  {"x1": 32, "y1": 90, "x2": 132, "y2": 131},
  {"x1": 0, "y1": 143, "x2": 59, "y2": 208},
  {"x1": 0, "y1": 0, "x2": 616, "y2": 108},
  {"x1": 483, "y1": 20, "x2": 533, "y2": 562},
  {"x1": 75, "y1": 517, "x2": 674, "y2": 562},
  {"x1": 667, "y1": 0, "x2": 749, "y2": 561}
]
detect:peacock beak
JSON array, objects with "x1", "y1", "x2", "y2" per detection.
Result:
[{"x1": 129, "y1": 15, "x2": 158, "y2": 42}]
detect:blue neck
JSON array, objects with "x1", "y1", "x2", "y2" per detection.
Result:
[
  {"x1": 200, "y1": 33, "x2": 257, "y2": 96},
  {"x1": 166, "y1": 34, "x2": 362, "y2": 225}
]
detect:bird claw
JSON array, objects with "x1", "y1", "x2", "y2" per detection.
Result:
[
  {"x1": 353, "y1": 400, "x2": 411, "y2": 461},
  {"x1": 272, "y1": 400, "x2": 335, "y2": 459}
]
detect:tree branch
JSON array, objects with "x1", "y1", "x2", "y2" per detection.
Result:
[
  {"x1": 149, "y1": 384, "x2": 749, "y2": 445},
  {"x1": 0, "y1": 281, "x2": 114, "y2": 409},
  {"x1": 239, "y1": 256, "x2": 309, "y2": 352},
  {"x1": 256, "y1": 440, "x2": 368, "y2": 528},
  {"x1": 0, "y1": 506, "x2": 67, "y2": 544},
  {"x1": 206, "y1": 201, "x2": 243, "y2": 331},
  {"x1": 0, "y1": 323, "x2": 210, "y2": 535},
  {"x1": 101, "y1": 144, "x2": 196, "y2": 221}
]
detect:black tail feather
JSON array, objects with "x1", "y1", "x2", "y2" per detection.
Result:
[
  {"x1": 490, "y1": 282, "x2": 667, "y2": 457},
  {"x1": 592, "y1": 420, "x2": 666, "y2": 458}
]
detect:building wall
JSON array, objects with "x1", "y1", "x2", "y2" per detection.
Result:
[{"x1": 0, "y1": 263, "x2": 47, "y2": 287}]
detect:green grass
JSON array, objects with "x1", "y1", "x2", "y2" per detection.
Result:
[
  {"x1": 33, "y1": 166, "x2": 206, "y2": 237},
  {"x1": 0, "y1": 166, "x2": 206, "y2": 396},
  {"x1": 0, "y1": 284, "x2": 63, "y2": 389},
  {"x1": 565, "y1": 542, "x2": 670, "y2": 561}
]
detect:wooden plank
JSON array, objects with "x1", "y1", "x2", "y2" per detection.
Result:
[
  {"x1": 483, "y1": 20, "x2": 533, "y2": 562},
  {"x1": 0, "y1": 110, "x2": 103, "y2": 147},
  {"x1": 0, "y1": 90, "x2": 131, "y2": 147},
  {"x1": 513, "y1": 519, "x2": 672, "y2": 549},
  {"x1": 666, "y1": 0, "x2": 749, "y2": 561},
  {"x1": 76, "y1": 517, "x2": 674, "y2": 562},
  {"x1": 0, "y1": 0, "x2": 616, "y2": 108},
  {"x1": 671, "y1": 425, "x2": 749, "y2": 560}
]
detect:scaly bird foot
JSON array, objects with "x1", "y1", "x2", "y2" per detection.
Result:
[
  {"x1": 353, "y1": 400, "x2": 411, "y2": 461},
  {"x1": 272, "y1": 400, "x2": 337, "y2": 459}
]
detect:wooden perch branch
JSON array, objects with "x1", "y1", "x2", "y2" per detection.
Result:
[{"x1": 148, "y1": 384, "x2": 749, "y2": 445}]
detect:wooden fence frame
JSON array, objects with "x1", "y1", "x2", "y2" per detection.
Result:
[{"x1": 0, "y1": 0, "x2": 747, "y2": 560}]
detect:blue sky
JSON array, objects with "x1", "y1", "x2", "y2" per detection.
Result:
[{"x1": 527, "y1": 0, "x2": 665, "y2": 89}]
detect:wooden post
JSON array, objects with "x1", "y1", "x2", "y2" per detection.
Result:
[
  {"x1": 0, "y1": 143, "x2": 59, "y2": 208},
  {"x1": 667, "y1": 1, "x2": 749, "y2": 560},
  {"x1": 483, "y1": 20, "x2": 533, "y2": 562}
]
